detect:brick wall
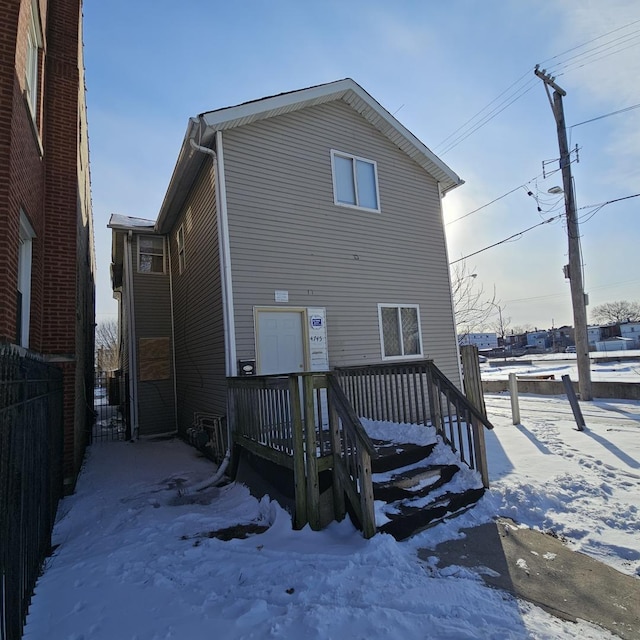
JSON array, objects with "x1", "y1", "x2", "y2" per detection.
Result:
[{"x1": 0, "y1": 0, "x2": 95, "y2": 488}]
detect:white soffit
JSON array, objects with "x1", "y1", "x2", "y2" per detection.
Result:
[{"x1": 199, "y1": 78, "x2": 462, "y2": 192}]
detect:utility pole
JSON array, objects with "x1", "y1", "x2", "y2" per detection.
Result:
[{"x1": 534, "y1": 66, "x2": 592, "y2": 400}]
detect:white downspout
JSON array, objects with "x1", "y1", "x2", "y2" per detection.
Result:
[
  {"x1": 214, "y1": 130, "x2": 237, "y2": 378},
  {"x1": 124, "y1": 231, "x2": 139, "y2": 438},
  {"x1": 181, "y1": 129, "x2": 236, "y2": 490},
  {"x1": 188, "y1": 134, "x2": 237, "y2": 378},
  {"x1": 167, "y1": 237, "x2": 179, "y2": 433}
]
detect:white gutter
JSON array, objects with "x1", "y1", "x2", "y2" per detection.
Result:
[{"x1": 124, "y1": 231, "x2": 139, "y2": 438}]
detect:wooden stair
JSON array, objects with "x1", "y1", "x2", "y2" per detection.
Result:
[{"x1": 370, "y1": 439, "x2": 485, "y2": 541}]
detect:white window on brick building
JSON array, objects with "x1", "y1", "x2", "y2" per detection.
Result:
[
  {"x1": 17, "y1": 211, "x2": 36, "y2": 348},
  {"x1": 25, "y1": 2, "x2": 42, "y2": 118}
]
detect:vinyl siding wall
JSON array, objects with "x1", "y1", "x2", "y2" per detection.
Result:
[
  {"x1": 222, "y1": 100, "x2": 461, "y2": 384},
  {"x1": 168, "y1": 162, "x2": 227, "y2": 434},
  {"x1": 131, "y1": 234, "x2": 175, "y2": 435}
]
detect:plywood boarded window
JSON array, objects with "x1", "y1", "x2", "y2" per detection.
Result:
[{"x1": 138, "y1": 337, "x2": 170, "y2": 381}]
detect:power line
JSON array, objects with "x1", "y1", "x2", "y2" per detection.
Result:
[
  {"x1": 435, "y1": 19, "x2": 640, "y2": 156},
  {"x1": 570, "y1": 103, "x2": 640, "y2": 128},
  {"x1": 449, "y1": 214, "x2": 563, "y2": 265}
]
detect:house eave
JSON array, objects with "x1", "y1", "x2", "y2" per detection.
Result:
[{"x1": 155, "y1": 78, "x2": 463, "y2": 233}]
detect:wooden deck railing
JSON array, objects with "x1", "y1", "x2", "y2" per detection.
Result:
[
  {"x1": 227, "y1": 360, "x2": 492, "y2": 537},
  {"x1": 334, "y1": 360, "x2": 493, "y2": 488},
  {"x1": 227, "y1": 372, "x2": 377, "y2": 536}
]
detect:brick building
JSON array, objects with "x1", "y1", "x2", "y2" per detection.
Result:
[{"x1": 0, "y1": 0, "x2": 95, "y2": 490}]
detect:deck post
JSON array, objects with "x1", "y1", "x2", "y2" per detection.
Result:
[
  {"x1": 425, "y1": 363, "x2": 443, "y2": 434},
  {"x1": 289, "y1": 375, "x2": 307, "y2": 529},
  {"x1": 303, "y1": 374, "x2": 321, "y2": 530},
  {"x1": 471, "y1": 416, "x2": 490, "y2": 488},
  {"x1": 357, "y1": 448, "x2": 376, "y2": 538},
  {"x1": 328, "y1": 391, "x2": 346, "y2": 522}
]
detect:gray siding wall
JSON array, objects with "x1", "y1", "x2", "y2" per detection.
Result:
[
  {"x1": 132, "y1": 233, "x2": 175, "y2": 435},
  {"x1": 168, "y1": 162, "x2": 227, "y2": 433},
  {"x1": 222, "y1": 100, "x2": 461, "y2": 384}
]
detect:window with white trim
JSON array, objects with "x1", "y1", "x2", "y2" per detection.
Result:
[
  {"x1": 378, "y1": 304, "x2": 422, "y2": 359},
  {"x1": 17, "y1": 211, "x2": 36, "y2": 348},
  {"x1": 137, "y1": 235, "x2": 165, "y2": 273},
  {"x1": 25, "y1": 3, "x2": 41, "y2": 118},
  {"x1": 331, "y1": 150, "x2": 380, "y2": 211},
  {"x1": 176, "y1": 225, "x2": 185, "y2": 273}
]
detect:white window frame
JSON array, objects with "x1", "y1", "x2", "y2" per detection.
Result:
[
  {"x1": 330, "y1": 149, "x2": 381, "y2": 212},
  {"x1": 176, "y1": 225, "x2": 185, "y2": 274},
  {"x1": 25, "y1": 1, "x2": 42, "y2": 118},
  {"x1": 377, "y1": 303, "x2": 423, "y2": 361},
  {"x1": 17, "y1": 211, "x2": 36, "y2": 348},
  {"x1": 137, "y1": 235, "x2": 165, "y2": 274}
]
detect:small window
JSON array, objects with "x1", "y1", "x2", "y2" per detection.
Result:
[
  {"x1": 25, "y1": 3, "x2": 41, "y2": 118},
  {"x1": 331, "y1": 150, "x2": 380, "y2": 212},
  {"x1": 176, "y1": 225, "x2": 185, "y2": 274},
  {"x1": 138, "y1": 235, "x2": 165, "y2": 273},
  {"x1": 378, "y1": 304, "x2": 422, "y2": 360}
]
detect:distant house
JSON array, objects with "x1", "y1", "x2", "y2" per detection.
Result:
[
  {"x1": 109, "y1": 78, "x2": 464, "y2": 438},
  {"x1": 619, "y1": 321, "x2": 640, "y2": 349},
  {"x1": 587, "y1": 326, "x2": 601, "y2": 347},
  {"x1": 526, "y1": 330, "x2": 548, "y2": 350},
  {"x1": 0, "y1": 0, "x2": 95, "y2": 489},
  {"x1": 595, "y1": 337, "x2": 633, "y2": 352},
  {"x1": 459, "y1": 333, "x2": 498, "y2": 350}
]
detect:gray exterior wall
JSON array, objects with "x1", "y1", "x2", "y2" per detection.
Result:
[
  {"x1": 167, "y1": 163, "x2": 227, "y2": 434},
  {"x1": 222, "y1": 100, "x2": 461, "y2": 384},
  {"x1": 131, "y1": 233, "x2": 175, "y2": 435}
]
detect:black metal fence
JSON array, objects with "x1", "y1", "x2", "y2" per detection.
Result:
[
  {"x1": 0, "y1": 344, "x2": 64, "y2": 640},
  {"x1": 93, "y1": 370, "x2": 129, "y2": 442}
]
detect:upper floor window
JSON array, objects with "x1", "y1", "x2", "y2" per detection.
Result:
[
  {"x1": 331, "y1": 150, "x2": 380, "y2": 212},
  {"x1": 378, "y1": 304, "x2": 422, "y2": 360},
  {"x1": 25, "y1": 3, "x2": 41, "y2": 118},
  {"x1": 138, "y1": 235, "x2": 165, "y2": 273},
  {"x1": 176, "y1": 225, "x2": 186, "y2": 274}
]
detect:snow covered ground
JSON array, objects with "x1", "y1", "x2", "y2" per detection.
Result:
[
  {"x1": 482, "y1": 353, "x2": 640, "y2": 384},
  {"x1": 24, "y1": 390, "x2": 639, "y2": 639}
]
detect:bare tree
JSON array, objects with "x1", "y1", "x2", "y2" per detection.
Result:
[
  {"x1": 591, "y1": 300, "x2": 640, "y2": 324},
  {"x1": 510, "y1": 324, "x2": 533, "y2": 336},
  {"x1": 96, "y1": 319, "x2": 119, "y2": 371},
  {"x1": 451, "y1": 261, "x2": 495, "y2": 343}
]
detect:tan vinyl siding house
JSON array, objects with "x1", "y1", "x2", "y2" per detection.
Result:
[
  {"x1": 112, "y1": 78, "x2": 464, "y2": 437},
  {"x1": 223, "y1": 99, "x2": 459, "y2": 381},
  {"x1": 109, "y1": 219, "x2": 176, "y2": 437}
]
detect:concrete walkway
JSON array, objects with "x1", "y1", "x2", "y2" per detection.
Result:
[{"x1": 421, "y1": 517, "x2": 640, "y2": 640}]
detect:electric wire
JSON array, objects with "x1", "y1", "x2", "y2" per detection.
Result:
[
  {"x1": 449, "y1": 214, "x2": 563, "y2": 265},
  {"x1": 570, "y1": 103, "x2": 640, "y2": 129},
  {"x1": 435, "y1": 19, "x2": 640, "y2": 156}
]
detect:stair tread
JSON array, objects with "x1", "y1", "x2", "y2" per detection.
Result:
[
  {"x1": 371, "y1": 441, "x2": 436, "y2": 473},
  {"x1": 378, "y1": 487, "x2": 486, "y2": 541},
  {"x1": 373, "y1": 465, "x2": 460, "y2": 503}
]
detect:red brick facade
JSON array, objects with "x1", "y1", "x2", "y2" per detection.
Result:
[{"x1": 0, "y1": 0, "x2": 95, "y2": 489}]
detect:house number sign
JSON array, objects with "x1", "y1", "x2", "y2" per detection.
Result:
[{"x1": 307, "y1": 307, "x2": 328, "y2": 371}]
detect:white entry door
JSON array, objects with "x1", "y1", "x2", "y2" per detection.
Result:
[{"x1": 256, "y1": 310, "x2": 306, "y2": 375}]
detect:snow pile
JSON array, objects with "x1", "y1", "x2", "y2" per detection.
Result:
[{"x1": 24, "y1": 393, "x2": 639, "y2": 639}]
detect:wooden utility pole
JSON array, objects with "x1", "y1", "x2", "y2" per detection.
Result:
[{"x1": 534, "y1": 65, "x2": 592, "y2": 400}]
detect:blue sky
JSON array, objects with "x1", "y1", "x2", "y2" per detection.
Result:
[{"x1": 85, "y1": 0, "x2": 640, "y2": 330}]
